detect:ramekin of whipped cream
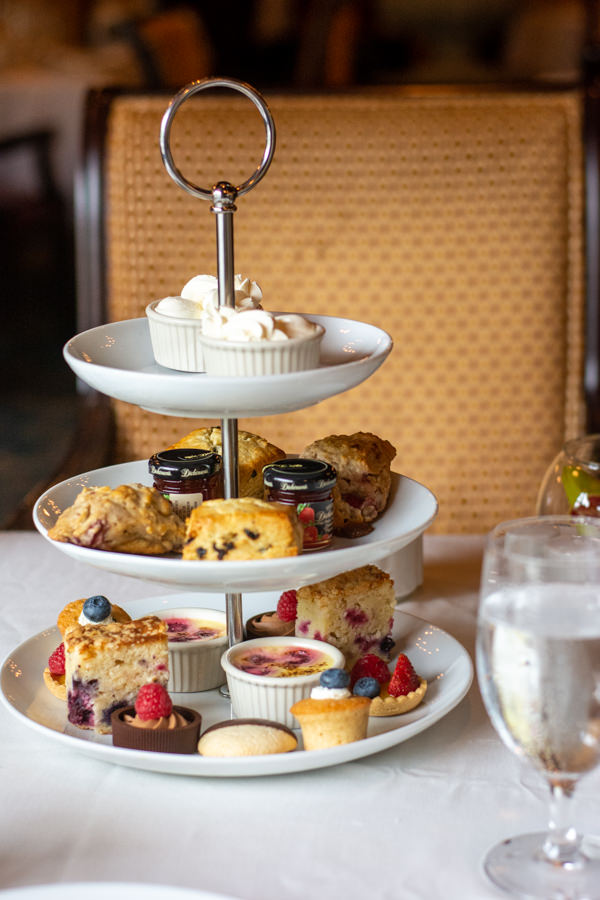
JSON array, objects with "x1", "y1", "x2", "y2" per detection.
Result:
[
  {"x1": 198, "y1": 308, "x2": 325, "y2": 376},
  {"x1": 221, "y1": 636, "x2": 344, "y2": 728},
  {"x1": 145, "y1": 273, "x2": 262, "y2": 372},
  {"x1": 149, "y1": 607, "x2": 227, "y2": 692}
]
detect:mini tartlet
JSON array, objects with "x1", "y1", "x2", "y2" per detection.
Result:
[
  {"x1": 369, "y1": 678, "x2": 428, "y2": 717},
  {"x1": 221, "y1": 636, "x2": 345, "y2": 729},
  {"x1": 111, "y1": 683, "x2": 201, "y2": 753},
  {"x1": 150, "y1": 607, "x2": 227, "y2": 692}
]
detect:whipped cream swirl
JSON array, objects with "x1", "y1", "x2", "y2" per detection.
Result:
[
  {"x1": 155, "y1": 274, "x2": 262, "y2": 319},
  {"x1": 203, "y1": 308, "x2": 318, "y2": 342}
]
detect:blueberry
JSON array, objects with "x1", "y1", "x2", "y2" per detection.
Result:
[
  {"x1": 379, "y1": 636, "x2": 395, "y2": 654},
  {"x1": 353, "y1": 677, "x2": 381, "y2": 698},
  {"x1": 320, "y1": 668, "x2": 350, "y2": 689},
  {"x1": 83, "y1": 595, "x2": 111, "y2": 622}
]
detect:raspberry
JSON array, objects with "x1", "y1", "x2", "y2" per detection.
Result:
[
  {"x1": 350, "y1": 653, "x2": 390, "y2": 688},
  {"x1": 388, "y1": 654, "x2": 421, "y2": 697},
  {"x1": 277, "y1": 590, "x2": 297, "y2": 622},
  {"x1": 48, "y1": 643, "x2": 65, "y2": 676},
  {"x1": 135, "y1": 683, "x2": 172, "y2": 720}
]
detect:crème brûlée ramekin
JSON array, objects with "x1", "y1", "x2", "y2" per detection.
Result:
[
  {"x1": 145, "y1": 300, "x2": 206, "y2": 372},
  {"x1": 221, "y1": 636, "x2": 345, "y2": 729},
  {"x1": 150, "y1": 607, "x2": 227, "y2": 692},
  {"x1": 198, "y1": 323, "x2": 325, "y2": 376}
]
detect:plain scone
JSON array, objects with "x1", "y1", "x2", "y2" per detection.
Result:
[
  {"x1": 48, "y1": 483, "x2": 185, "y2": 555},
  {"x1": 183, "y1": 497, "x2": 303, "y2": 560},
  {"x1": 168, "y1": 426, "x2": 285, "y2": 498},
  {"x1": 302, "y1": 431, "x2": 396, "y2": 531}
]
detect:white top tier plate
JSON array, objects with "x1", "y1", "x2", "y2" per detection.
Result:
[
  {"x1": 63, "y1": 314, "x2": 392, "y2": 418},
  {"x1": 33, "y1": 460, "x2": 438, "y2": 592}
]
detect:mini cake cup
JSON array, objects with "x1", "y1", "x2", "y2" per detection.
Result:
[
  {"x1": 146, "y1": 300, "x2": 205, "y2": 372},
  {"x1": 198, "y1": 325, "x2": 325, "y2": 376},
  {"x1": 221, "y1": 636, "x2": 345, "y2": 729},
  {"x1": 111, "y1": 706, "x2": 201, "y2": 753},
  {"x1": 151, "y1": 607, "x2": 227, "y2": 692}
]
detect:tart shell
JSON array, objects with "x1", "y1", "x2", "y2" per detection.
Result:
[{"x1": 369, "y1": 678, "x2": 427, "y2": 717}]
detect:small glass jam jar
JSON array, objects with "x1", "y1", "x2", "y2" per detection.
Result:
[
  {"x1": 263, "y1": 458, "x2": 336, "y2": 551},
  {"x1": 149, "y1": 449, "x2": 223, "y2": 519}
]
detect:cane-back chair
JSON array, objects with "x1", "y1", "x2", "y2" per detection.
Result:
[{"x1": 73, "y1": 81, "x2": 600, "y2": 534}]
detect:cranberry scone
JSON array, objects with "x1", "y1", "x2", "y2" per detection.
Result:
[
  {"x1": 48, "y1": 483, "x2": 185, "y2": 555},
  {"x1": 301, "y1": 431, "x2": 396, "y2": 534}
]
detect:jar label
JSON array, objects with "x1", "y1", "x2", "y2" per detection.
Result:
[
  {"x1": 163, "y1": 491, "x2": 204, "y2": 519},
  {"x1": 297, "y1": 500, "x2": 334, "y2": 550}
]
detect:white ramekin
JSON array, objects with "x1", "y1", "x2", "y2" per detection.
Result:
[
  {"x1": 145, "y1": 301, "x2": 205, "y2": 372},
  {"x1": 198, "y1": 325, "x2": 325, "y2": 376},
  {"x1": 150, "y1": 607, "x2": 227, "y2": 692},
  {"x1": 221, "y1": 636, "x2": 345, "y2": 728}
]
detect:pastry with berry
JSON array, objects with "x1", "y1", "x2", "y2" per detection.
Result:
[
  {"x1": 42, "y1": 642, "x2": 67, "y2": 700},
  {"x1": 351, "y1": 653, "x2": 427, "y2": 717},
  {"x1": 290, "y1": 668, "x2": 371, "y2": 750},
  {"x1": 112, "y1": 683, "x2": 201, "y2": 753},
  {"x1": 245, "y1": 590, "x2": 297, "y2": 638},
  {"x1": 57, "y1": 595, "x2": 131, "y2": 637}
]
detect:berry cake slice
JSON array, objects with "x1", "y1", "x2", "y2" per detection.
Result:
[
  {"x1": 64, "y1": 616, "x2": 168, "y2": 734},
  {"x1": 295, "y1": 565, "x2": 395, "y2": 666}
]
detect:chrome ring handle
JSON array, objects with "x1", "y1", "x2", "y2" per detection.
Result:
[{"x1": 159, "y1": 77, "x2": 276, "y2": 200}]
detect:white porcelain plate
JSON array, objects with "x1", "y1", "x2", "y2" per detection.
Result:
[
  {"x1": 0, "y1": 885, "x2": 235, "y2": 900},
  {"x1": 0, "y1": 596, "x2": 473, "y2": 778},
  {"x1": 64, "y1": 314, "x2": 392, "y2": 418},
  {"x1": 33, "y1": 461, "x2": 437, "y2": 592}
]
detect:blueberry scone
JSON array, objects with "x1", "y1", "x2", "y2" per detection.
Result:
[
  {"x1": 302, "y1": 432, "x2": 396, "y2": 533},
  {"x1": 48, "y1": 484, "x2": 185, "y2": 555},
  {"x1": 64, "y1": 616, "x2": 168, "y2": 734},
  {"x1": 182, "y1": 497, "x2": 303, "y2": 561},
  {"x1": 168, "y1": 427, "x2": 285, "y2": 498}
]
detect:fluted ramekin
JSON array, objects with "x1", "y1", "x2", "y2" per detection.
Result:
[
  {"x1": 150, "y1": 607, "x2": 227, "y2": 692},
  {"x1": 198, "y1": 325, "x2": 325, "y2": 376},
  {"x1": 146, "y1": 301, "x2": 205, "y2": 372},
  {"x1": 221, "y1": 636, "x2": 344, "y2": 728}
]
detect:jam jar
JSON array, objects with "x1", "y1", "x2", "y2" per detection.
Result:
[
  {"x1": 263, "y1": 458, "x2": 336, "y2": 551},
  {"x1": 149, "y1": 449, "x2": 223, "y2": 519}
]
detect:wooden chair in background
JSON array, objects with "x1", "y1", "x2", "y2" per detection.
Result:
[{"x1": 55, "y1": 80, "x2": 600, "y2": 534}]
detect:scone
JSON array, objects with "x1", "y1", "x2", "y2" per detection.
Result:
[
  {"x1": 168, "y1": 427, "x2": 285, "y2": 498},
  {"x1": 57, "y1": 598, "x2": 131, "y2": 637},
  {"x1": 302, "y1": 432, "x2": 396, "y2": 533},
  {"x1": 182, "y1": 497, "x2": 303, "y2": 561},
  {"x1": 295, "y1": 565, "x2": 395, "y2": 666},
  {"x1": 64, "y1": 616, "x2": 168, "y2": 734},
  {"x1": 48, "y1": 483, "x2": 185, "y2": 555}
]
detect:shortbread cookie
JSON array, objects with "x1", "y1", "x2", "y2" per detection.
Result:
[
  {"x1": 64, "y1": 616, "x2": 168, "y2": 734},
  {"x1": 183, "y1": 497, "x2": 303, "y2": 561},
  {"x1": 48, "y1": 483, "x2": 184, "y2": 555},
  {"x1": 57, "y1": 598, "x2": 131, "y2": 637},
  {"x1": 302, "y1": 432, "x2": 396, "y2": 532},
  {"x1": 198, "y1": 718, "x2": 298, "y2": 756},
  {"x1": 369, "y1": 679, "x2": 427, "y2": 717},
  {"x1": 168, "y1": 427, "x2": 285, "y2": 498},
  {"x1": 295, "y1": 565, "x2": 395, "y2": 666}
]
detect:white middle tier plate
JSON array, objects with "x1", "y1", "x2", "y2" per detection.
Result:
[
  {"x1": 34, "y1": 461, "x2": 438, "y2": 592},
  {"x1": 63, "y1": 314, "x2": 392, "y2": 417}
]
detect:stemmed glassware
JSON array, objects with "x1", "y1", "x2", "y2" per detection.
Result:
[{"x1": 477, "y1": 516, "x2": 600, "y2": 898}]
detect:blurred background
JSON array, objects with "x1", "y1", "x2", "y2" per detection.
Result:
[{"x1": 0, "y1": 0, "x2": 596, "y2": 525}]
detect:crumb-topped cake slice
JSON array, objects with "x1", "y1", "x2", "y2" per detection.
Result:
[
  {"x1": 182, "y1": 497, "x2": 303, "y2": 561},
  {"x1": 64, "y1": 616, "x2": 168, "y2": 734},
  {"x1": 295, "y1": 565, "x2": 395, "y2": 666}
]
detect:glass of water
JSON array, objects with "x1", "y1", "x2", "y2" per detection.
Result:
[{"x1": 477, "y1": 516, "x2": 600, "y2": 898}]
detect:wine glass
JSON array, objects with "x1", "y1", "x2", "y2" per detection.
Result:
[
  {"x1": 537, "y1": 435, "x2": 600, "y2": 517},
  {"x1": 477, "y1": 515, "x2": 600, "y2": 898}
]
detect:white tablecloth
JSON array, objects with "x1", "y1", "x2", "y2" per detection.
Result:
[{"x1": 0, "y1": 532, "x2": 598, "y2": 899}]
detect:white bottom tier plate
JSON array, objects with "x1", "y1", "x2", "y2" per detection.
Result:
[
  {"x1": 1, "y1": 594, "x2": 473, "y2": 778},
  {"x1": 33, "y1": 461, "x2": 437, "y2": 592}
]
